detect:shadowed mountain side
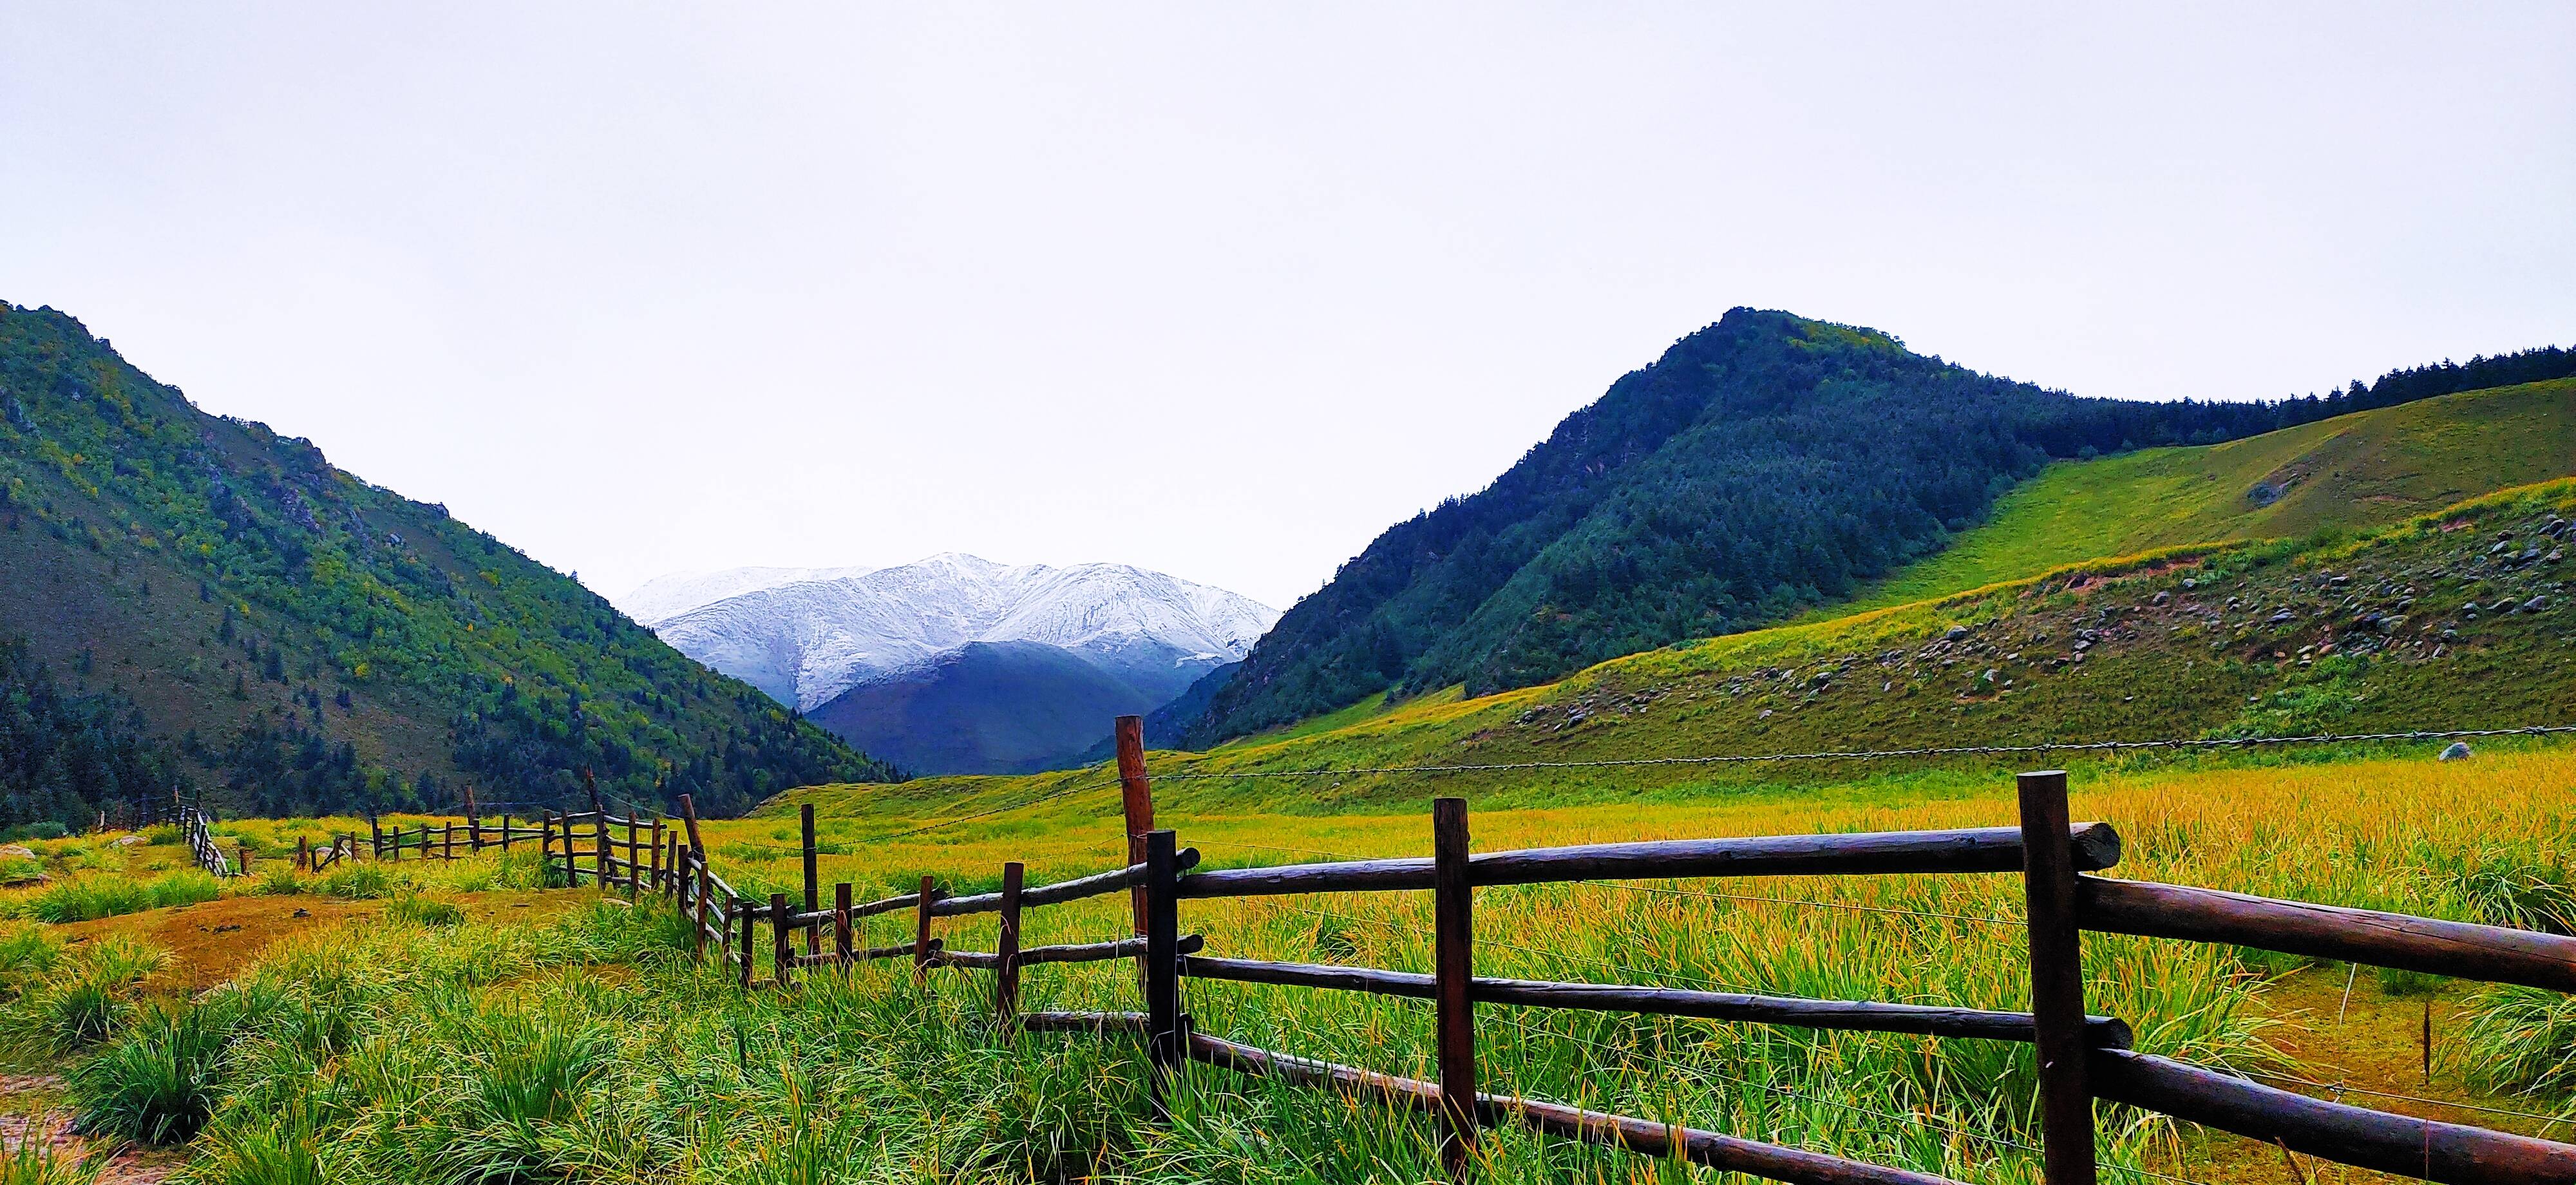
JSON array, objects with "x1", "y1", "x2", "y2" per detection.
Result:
[{"x1": 804, "y1": 641, "x2": 1168, "y2": 775}]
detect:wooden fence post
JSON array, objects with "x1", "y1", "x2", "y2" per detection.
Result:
[
  {"x1": 298, "y1": 835, "x2": 310, "y2": 871},
  {"x1": 441, "y1": 821, "x2": 453, "y2": 861},
  {"x1": 680, "y1": 847, "x2": 701, "y2": 960},
  {"x1": 737, "y1": 903, "x2": 755, "y2": 990},
  {"x1": 771, "y1": 892, "x2": 793, "y2": 989},
  {"x1": 370, "y1": 814, "x2": 383, "y2": 858},
  {"x1": 2019, "y1": 769, "x2": 2098, "y2": 1185},
  {"x1": 680, "y1": 795, "x2": 707, "y2": 961},
  {"x1": 834, "y1": 882, "x2": 853, "y2": 969},
  {"x1": 238, "y1": 844, "x2": 252, "y2": 873},
  {"x1": 996, "y1": 861, "x2": 1025, "y2": 1031},
  {"x1": 650, "y1": 819, "x2": 665, "y2": 891},
  {"x1": 465, "y1": 786, "x2": 481, "y2": 853},
  {"x1": 594, "y1": 810, "x2": 610, "y2": 893},
  {"x1": 802, "y1": 804, "x2": 820, "y2": 959},
  {"x1": 912, "y1": 875, "x2": 937, "y2": 984},
  {"x1": 1434, "y1": 797, "x2": 1478, "y2": 1178},
  {"x1": 626, "y1": 813, "x2": 641, "y2": 902},
  {"x1": 1144, "y1": 828, "x2": 1182, "y2": 1117},
  {"x1": 1115, "y1": 716, "x2": 1155, "y2": 954}
]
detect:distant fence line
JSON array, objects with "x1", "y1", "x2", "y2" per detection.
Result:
[{"x1": 165, "y1": 725, "x2": 2576, "y2": 1185}]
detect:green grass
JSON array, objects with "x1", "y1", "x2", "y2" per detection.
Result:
[
  {"x1": 18, "y1": 870, "x2": 223, "y2": 924},
  {"x1": 1834, "y1": 377, "x2": 2576, "y2": 616}
]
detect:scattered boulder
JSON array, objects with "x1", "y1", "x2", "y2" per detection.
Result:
[{"x1": 2439, "y1": 741, "x2": 2473, "y2": 762}]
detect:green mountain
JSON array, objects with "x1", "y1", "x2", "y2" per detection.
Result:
[
  {"x1": 1834, "y1": 376, "x2": 2576, "y2": 615},
  {"x1": 0, "y1": 302, "x2": 897, "y2": 826},
  {"x1": 1186, "y1": 310, "x2": 2575, "y2": 747},
  {"x1": 794, "y1": 476, "x2": 2576, "y2": 820}
]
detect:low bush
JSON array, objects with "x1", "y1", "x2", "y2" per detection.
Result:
[{"x1": 251, "y1": 866, "x2": 303, "y2": 896}]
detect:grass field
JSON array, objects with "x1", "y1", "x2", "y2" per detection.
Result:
[
  {"x1": 10, "y1": 744, "x2": 2576, "y2": 1184},
  {"x1": 10, "y1": 480, "x2": 2576, "y2": 1182}
]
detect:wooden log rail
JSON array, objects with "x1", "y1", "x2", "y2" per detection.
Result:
[
  {"x1": 1177, "y1": 954, "x2": 2134, "y2": 1047},
  {"x1": 1181, "y1": 1029, "x2": 1960, "y2": 1185},
  {"x1": 1175, "y1": 824, "x2": 2121, "y2": 900},
  {"x1": 2076, "y1": 875, "x2": 2576, "y2": 994}
]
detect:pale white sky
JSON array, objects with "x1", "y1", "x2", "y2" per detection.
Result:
[{"x1": 5, "y1": 4, "x2": 2570, "y2": 607}]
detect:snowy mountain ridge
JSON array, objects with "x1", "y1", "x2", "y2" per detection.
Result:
[{"x1": 643, "y1": 554, "x2": 1280, "y2": 713}]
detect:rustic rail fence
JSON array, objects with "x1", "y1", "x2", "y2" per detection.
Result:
[{"x1": 640, "y1": 717, "x2": 2576, "y2": 1185}]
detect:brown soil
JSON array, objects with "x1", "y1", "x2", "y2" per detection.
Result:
[{"x1": 55, "y1": 888, "x2": 585, "y2": 993}]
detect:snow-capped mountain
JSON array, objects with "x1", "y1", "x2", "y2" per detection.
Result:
[
  {"x1": 638, "y1": 554, "x2": 1276, "y2": 773},
  {"x1": 615, "y1": 565, "x2": 880, "y2": 627},
  {"x1": 636, "y1": 556, "x2": 1279, "y2": 772}
]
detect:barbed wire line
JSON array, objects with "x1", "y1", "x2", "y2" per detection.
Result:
[{"x1": 1144, "y1": 725, "x2": 2576, "y2": 783}]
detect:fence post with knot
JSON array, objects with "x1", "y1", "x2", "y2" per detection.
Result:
[{"x1": 2018, "y1": 769, "x2": 2098, "y2": 1185}]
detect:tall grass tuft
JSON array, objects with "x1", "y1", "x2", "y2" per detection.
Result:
[
  {"x1": 70, "y1": 996, "x2": 245, "y2": 1144},
  {"x1": 314, "y1": 864, "x2": 399, "y2": 901},
  {"x1": 2459, "y1": 984, "x2": 2576, "y2": 1099},
  {"x1": 0, "y1": 1115, "x2": 105, "y2": 1185},
  {"x1": 26, "y1": 870, "x2": 222, "y2": 923}
]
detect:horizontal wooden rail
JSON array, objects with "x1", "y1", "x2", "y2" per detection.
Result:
[
  {"x1": 938, "y1": 934, "x2": 1204, "y2": 971},
  {"x1": 2077, "y1": 877, "x2": 2576, "y2": 992},
  {"x1": 1178, "y1": 824, "x2": 2120, "y2": 899},
  {"x1": 1185, "y1": 1030, "x2": 1958, "y2": 1185},
  {"x1": 1178, "y1": 956, "x2": 2132, "y2": 1047},
  {"x1": 932, "y1": 849, "x2": 1203, "y2": 917},
  {"x1": 2090, "y1": 1048, "x2": 2576, "y2": 1185}
]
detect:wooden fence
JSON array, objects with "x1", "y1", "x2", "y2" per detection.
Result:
[{"x1": 648, "y1": 720, "x2": 2576, "y2": 1185}]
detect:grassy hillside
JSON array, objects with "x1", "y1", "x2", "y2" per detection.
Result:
[
  {"x1": 1842, "y1": 377, "x2": 2576, "y2": 614},
  {"x1": 1191, "y1": 314, "x2": 2574, "y2": 748},
  {"x1": 0, "y1": 302, "x2": 895, "y2": 822},
  {"x1": 784, "y1": 475, "x2": 2576, "y2": 823}
]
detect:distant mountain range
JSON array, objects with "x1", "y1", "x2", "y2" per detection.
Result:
[{"x1": 626, "y1": 555, "x2": 1277, "y2": 773}]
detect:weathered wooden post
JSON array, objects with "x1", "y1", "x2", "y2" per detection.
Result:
[
  {"x1": 650, "y1": 819, "x2": 665, "y2": 891},
  {"x1": 834, "y1": 882, "x2": 854, "y2": 968},
  {"x1": 1143, "y1": 829, "x2": 1182, "y2": 1117},
  {"x1": 771, "y1": 892, "x2": 793, "y2": 988},
  {"x1": 464, "y1": 785, "x2": 482, "y2": 853},
  {"x1": 1115, "y1": 716, "x2": 1155, "y2": 990},
  {"x1": 996, "y1": 861, "x2": 1025, "y2": 1031},
  {"x1": 737, "y1": 903, "x2": 755, "y2": 990},
  {"x1": 501, "y1": 813, "x2": 513, "y2": 852},
  {"x1": 680, "y1": 795, "x2": 708, "y2": 960},
  {"x1": 238, "y1": 844, "x2": 252, "y2": 873},
  {"x1": 594, "y1": 809, "x2": 611, "y2": 893},
  {"x1": 1433, "y1": 797, "x2": 1477, "y2": 1178},
  {"x1": 2019, "y1": 769, "x2": 2098, "y2": 1185},
  {"x1": 912, "y1": 875, "x2": 937, "y2": 984},
  {"x1": 369, "y1": 813, "x2": 383, "y2": 857},
  {"x1": 441, "y1": 820, "x2": 453, "y2": 861},
  {"x1": 625, "y1": 813, "x2": 640, "y2": 901},
  {"x1": 297, "y1": 835, "x2": 310, "y2": 871},
  {"x1": 800, "y1": 804, "x2": 821, "y2": 959}
]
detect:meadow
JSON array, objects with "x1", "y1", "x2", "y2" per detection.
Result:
[{"x1": 8, "y1": 744, "x2": 2576, "y2": 1184}]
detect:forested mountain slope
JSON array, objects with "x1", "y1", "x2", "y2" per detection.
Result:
[
  {"x1": 0, "y1": 303, "x2": 895, "y2": 826},
  {"x1": 789, "y1": 478, "x2": 2576, "y2": 819},
  {"x1": 1835, "y1": 377, "x2": 2576, "y2": 614},
  {"x1": 1191, "y1": 310, "x2": 2575, "y2": 746}
]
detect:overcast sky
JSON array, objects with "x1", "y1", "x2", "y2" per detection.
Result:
[{"x1": 5, "y1": 5, "x2": 2570, "y2": 608}]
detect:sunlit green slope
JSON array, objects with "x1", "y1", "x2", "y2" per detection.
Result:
[
  {"x1": 781, "y1": 478, "x2": 2576, "y2": 821},
  {"x1": 1838, "y1": 378, "x2": 2576, "y2": 615}
]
